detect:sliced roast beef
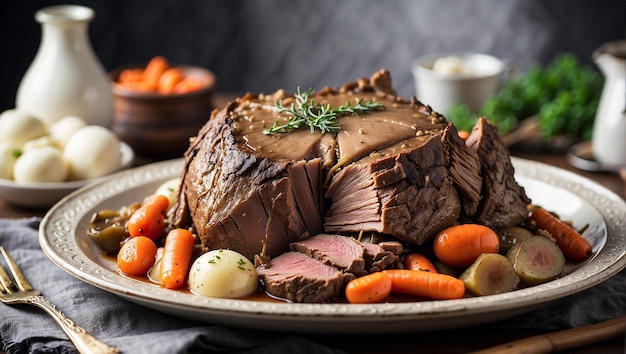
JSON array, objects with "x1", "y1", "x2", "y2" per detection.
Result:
[
  {"x1": 465, "y1": 117, "x2": 531, "y2": 229},
  {"x1": 362, "y1": 242, "x2": 401, "y2": 273},
  {"x1": 256, "y1": 251, "x2": 353, "y2": 303},
  {"x1": 290, "y1": 234, "x2": 365, "y2": 275},
  {"x1": 324, "y1": 126, "x2": 462, "y2": 245}
]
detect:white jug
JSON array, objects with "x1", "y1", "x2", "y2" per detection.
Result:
[
  {"x1": 591, "y1": 40, "x2": 626, "y2": 168},
  {"x1": 16, "y1": 5, "x2": 113, "y2": 127}
]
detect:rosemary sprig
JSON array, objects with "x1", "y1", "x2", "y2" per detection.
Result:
[{"x1": 263, "y1": 87, "x2": 385, "y2": 135}]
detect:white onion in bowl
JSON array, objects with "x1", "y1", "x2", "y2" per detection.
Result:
[{"x1": 13, "y1": 146, "x2": 68, "y2": 183}]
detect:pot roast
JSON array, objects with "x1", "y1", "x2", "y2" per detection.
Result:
[{"x1": 173, "y1": 69, "x2": 530, "y2": 302}]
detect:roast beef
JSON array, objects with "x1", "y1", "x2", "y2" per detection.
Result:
[
  {"x1": 290, "y1": 233, "x2": 365, "y2": 275},
  {"x1": 256, "y1": 251, "x2": 352, "y2": 303},
  {"x1": 174, "y1": 69, "x2": 527, "y2": 264},
  {"x1": 362, "y1": 242, "x2": 401, "y2": 273},
  {"x1": 465, "y1": 117, "x2": 531, "y2": 229},
  {"x1": 259, "y1": 234, "x2": 400, "y2": 302}
]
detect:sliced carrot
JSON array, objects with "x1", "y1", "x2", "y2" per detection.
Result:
[
  {"x1": 118, "y1": 68, "x2": 145, "y2": 83},
  {"x1": 117, "y1": 236, "x2": 157, "y2": 276},
  {"x1": 157, "y1": 67, "x2": 184, "y2": 94},
  {"x1": 143, "y1": 55, "x2": 169, "y2": 86},
  {"x1": 403, "y1": 252, "x2": 437, "y2": 273},
  {"x1": 529, "y1": 207, "x2": 592, "y2": 261},
  {"x1": 433, "y1": 224, "x2": 499, "y2": 267},
  {"x1": 345, "y1": 271, "x2": 392, "y2": 304},
  {"x1": 172, "y1": 77, "x2": 203, "y2": 94},
  {"x1": 384, "y1": 269, "x2": 465, "y2": 300},
  {"x1": 160, "y1": 228, "x2": 195, "y2": 289}
]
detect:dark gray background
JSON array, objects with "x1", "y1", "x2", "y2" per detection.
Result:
[{"x1": 1, "y1": 0, "x2": 624, "y2": 112}]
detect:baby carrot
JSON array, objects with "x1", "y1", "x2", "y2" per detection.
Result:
[
  {"x1": 118, "y1": 68, "x2": 145, "y2": 83},
  {"x1": 383, "y1": 269, "x2": 465, "y2": 300},
  {"x1": 157, "y1": 67, "x2": 184, "y2": 94},
  {"x1": 117, "y1": 236, "x2": 157, "y2": 276},
  {"x1": 160, "y1": 228, "x2": 195, "y2": 289},
  {"x1": 118, "y1": 80, "x2": 157, "y2": 93},
  {"x1": 529, "y1": 207, "x2": 592, "y2": 261},
  {"x1": 127, "y1": 195, "x2": 170, "y2": 241},
  {"x1": 345, "y1": 271, "x2": 392, "y2": 304},
  {"x1": 433, "y1": 224, "x2": 499, "y2": 267},
  {"x1": 127, "y1": 205, "x2": 164, "y2": 241},
  {"x1": 172, "y1": 77, "x2": 203, "y2": 94},
  {"x1": 403, "y1": 252, "x2": 438, "y2": 273},
  {"x1": 143, "y1": 194, "x2": 171, "y2": 215},
  {"x1": 143, "y1": 55, "x2": 169, "y2": 86}
]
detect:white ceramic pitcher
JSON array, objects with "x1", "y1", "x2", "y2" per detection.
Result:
[
  {"x1": 16, "y1": 5, "x2": 113, "y2": 127},
  {"x1": 591, "y1": 40, "x2": 626, "y2": 168}
]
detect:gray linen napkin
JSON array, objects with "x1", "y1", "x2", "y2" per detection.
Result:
[{"x1": 1, "y1": 217, "x2": 624, "y2": 353}]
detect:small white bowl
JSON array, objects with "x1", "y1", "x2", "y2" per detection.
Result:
[
  {"x1": 0, "y1": 142, "x2": 135, "y2": 209},
  {"x1": 411, "y1": 52, "x2": 508, "y2": 114}
]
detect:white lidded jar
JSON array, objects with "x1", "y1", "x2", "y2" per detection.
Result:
[{"x1": 16, "y1": 5, "x2": 113, "y2": 127}]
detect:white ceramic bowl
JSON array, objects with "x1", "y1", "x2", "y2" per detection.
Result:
[
  {"x1": 411, "y1": 52, "x2": 508, "y2": 115},
  {"x1": 0, "y1": 142, "x2": 134, "y2": 209}
]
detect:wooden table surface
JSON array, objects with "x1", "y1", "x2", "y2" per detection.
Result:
[{"x1": 1, "y1": 94, "x2": 624, "y2": 353}]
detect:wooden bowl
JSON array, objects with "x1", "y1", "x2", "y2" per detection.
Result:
[{"x1": 110, "y1": 65, "x2": 216, "y2": 158}]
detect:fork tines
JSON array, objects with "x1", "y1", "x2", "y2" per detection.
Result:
[{"x1": 0, "y1": 246, "x2": 36, "y2": 294}]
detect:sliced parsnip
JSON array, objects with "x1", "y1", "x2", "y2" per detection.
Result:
[
  {"x1": 497, "y1": 226, "x2": 534, "y2": 255},
  {"x1": 459, "y1": 253, "x2": 517, "y2": 296},
  {"x1": 506, "y1": 235, "x2": 565, "y2": 286}
]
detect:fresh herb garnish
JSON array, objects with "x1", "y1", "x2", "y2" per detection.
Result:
[{"x1": 263, "y1": 87, "x2": 384, "y2": 135}]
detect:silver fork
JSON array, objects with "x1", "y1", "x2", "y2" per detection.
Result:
[{"x1": 0, "y1": 246, "x2": 120, "y2": 354}]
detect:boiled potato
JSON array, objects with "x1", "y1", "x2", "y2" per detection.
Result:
[
  {"x1": 0, "y1": 109, "x2": 47, "y2": 146},
  {"x1": 0, "y1": 143, "x2": 21, "y2": 180},
  {"x1": 64, "y1": 126, "x2": 122, "y2": 180},
  {"x1": 13, "y1": 146, "x2": 68, "y2": 183},
  {"x1": 154, "y1": 178, "x2": 180, "y2": 210},
  {"x1": 49, "y1": 115, "x2": 87, "y2": 147},
  {"x1": 188, "y1": 249, "x2": 258, "y2": 298}
]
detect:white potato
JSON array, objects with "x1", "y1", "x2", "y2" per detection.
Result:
[
  {"x1": 154, "y1": 178, "x2": 180, "y2": 210},
  {"x1": 0, "y1": 143, "x2": 21, "y2": 180},
  {"x1": 64, "y1": 126, "x2": 122, "y2": 180},
  {"x1": 49, "y1": 115, "x2": 87, "y2": 147},
  {"x1": 188, "y1": 249, "x2": 258, "y2": 298},
  {"x1": 0, "y1": 109, "x2": 48, "y2": 146},
  {"x1": 13, "y1": 146, "x2": 68, "y2": 183}
]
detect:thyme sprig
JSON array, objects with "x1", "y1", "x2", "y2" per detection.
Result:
[{"x1": 263, "y1": 87, "x2": 385, "y2": 135}]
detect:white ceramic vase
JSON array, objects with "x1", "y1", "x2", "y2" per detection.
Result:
[{"x1": 16, "y1": 5, "x2": 113, "y2": 127}]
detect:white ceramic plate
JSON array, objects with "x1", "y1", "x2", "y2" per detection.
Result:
[
  {"x1": 0, "y1": 142, "x2": 134, "y2": 209},
  {"x1": 38, "y1": 157, "x2": 626, "y2": 333}
]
